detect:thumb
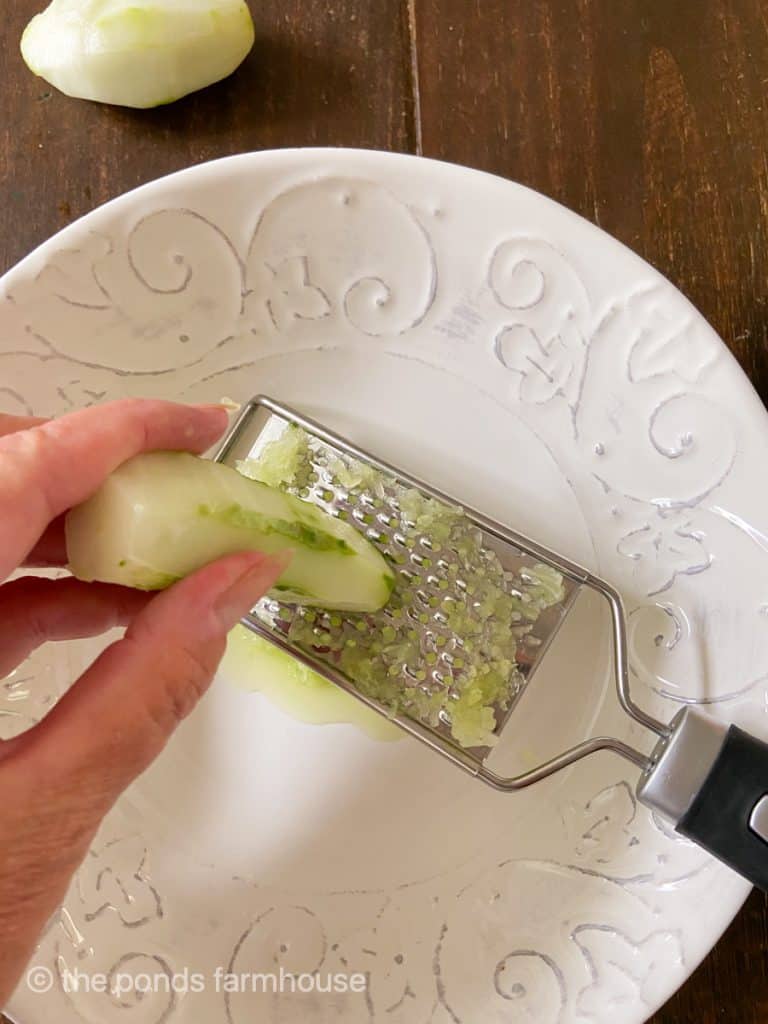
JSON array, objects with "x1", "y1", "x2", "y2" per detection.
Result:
[{"x1": 12, "y1": 549, "x2": 289, "y2": 807}]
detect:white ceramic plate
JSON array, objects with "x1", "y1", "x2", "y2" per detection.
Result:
[{"x1": 2, "y1": 149, "x2": 766, "y2": 1024}]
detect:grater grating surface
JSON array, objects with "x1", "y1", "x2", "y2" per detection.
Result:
[{"x1": 216, "y1": 396, "x2": 581, "y2": 764}]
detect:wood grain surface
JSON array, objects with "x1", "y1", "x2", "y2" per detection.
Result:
[{"x1": 1, "y1": 1, "x2": 768, "y2": 1021}]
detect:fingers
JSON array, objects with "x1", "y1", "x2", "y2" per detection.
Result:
[
  {"x1": 0, "y1": 414, "x2": 47, "y2": 437},
  {"x1": 24, "y1": 519, "x2": 67, "y2": 569},
  {"x1": 8, "y1": 550, "x2": 287, "y2": 804},
  {"x1": 0, "y1": 399, "x2": 229, "y2": 579},
  {"x1": 23, "y1": 517, "x2": 67, "y2": 568},
  {"x1": 1, "y1": 419, "x2": 66, "y2": 567},
  {"x1": 0, "y1": 550, "x2": 284, "y2": 1001},
  {"x1": 0, "y1": 577, "x2": 151, "y2": 678}
]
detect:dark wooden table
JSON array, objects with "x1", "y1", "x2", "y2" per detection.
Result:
[{"x1": 1, "y1": 1, "x2": 767, "y2": 1021}]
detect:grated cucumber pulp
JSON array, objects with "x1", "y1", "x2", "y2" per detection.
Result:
[
  {"x1": 237, "y1": 426, "x2": 565, "y2": 749},
  {"x1": 222, "y1": 627, "x2": 403, "y2": 743}
]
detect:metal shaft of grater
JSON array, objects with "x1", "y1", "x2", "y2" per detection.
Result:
[{"x1": 214, "y1": 396, "x2": 669, "y2": 788}]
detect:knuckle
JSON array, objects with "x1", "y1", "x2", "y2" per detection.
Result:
[
  {"x1": 1, "y1": 427, "x2": 47, "y2": 484},
  {"x1": 0, "y1": 420, "x2": 71, "y2": 519},
  {"x1": 0, "y1": 576, "x2": 48, "y2": 642},
  {"x1": 142, "y1": 641, "x2": 218, "y2": 740},
  {"x1": 110, "y1": 397, "x2": 154, "y2": 448}
]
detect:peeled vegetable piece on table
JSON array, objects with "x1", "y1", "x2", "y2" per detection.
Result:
[{"x1": 21, "y1": 0, "x2": 255, "y2": 108}]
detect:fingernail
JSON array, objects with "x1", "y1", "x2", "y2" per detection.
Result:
[
  {"x1": 195, "y1": 403, "x2": 232, "y2": 414},
  {"x1": 186, "y1": 405, "x2": 230, "y2": 447},
  {"x1": 214, "y1": 551, "x2": 293, "y2": 630},
  {"x1": 194, "y1": 403, "x2": 231, "y2": 425}
]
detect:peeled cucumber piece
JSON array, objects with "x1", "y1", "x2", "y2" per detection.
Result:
[
  {"x1": 21, "y1": 0, "x2": 255, "y2": 109},
  {"x1": 65, "y1": 451, "x2": 395, "y2": 612}
]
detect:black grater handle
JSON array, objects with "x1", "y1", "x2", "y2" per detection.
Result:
[
  {"x1": 676, "y1": 725, "x2": 768, "y2": 891},
  {"x1": 637, "y1": 708, "x2": 768, "y2": 891}
]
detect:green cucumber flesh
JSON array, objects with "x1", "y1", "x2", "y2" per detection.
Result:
[{"x1": 65, "y1": 451, "x2": 394, "y2": 613}]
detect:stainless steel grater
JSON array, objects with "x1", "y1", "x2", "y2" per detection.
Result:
[{"x1": 215, "y1": 395, "x2": 768, "y2": 891}]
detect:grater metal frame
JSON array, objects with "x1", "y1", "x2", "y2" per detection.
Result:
[
  {"x1": 214, "y1": 395, "x2": 670, "y2": 790},
  {"x1": 213, "y1": 396, "x2": 768, "y2": 891}
]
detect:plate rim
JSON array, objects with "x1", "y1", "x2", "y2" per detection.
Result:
[{"x1": 1, "y1": 146, "x2": 757, "y2": 1024}]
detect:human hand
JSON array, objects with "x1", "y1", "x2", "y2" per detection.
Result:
[{"x1": 0, "y1": 400, "x2": 286, "y2": 1006}]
